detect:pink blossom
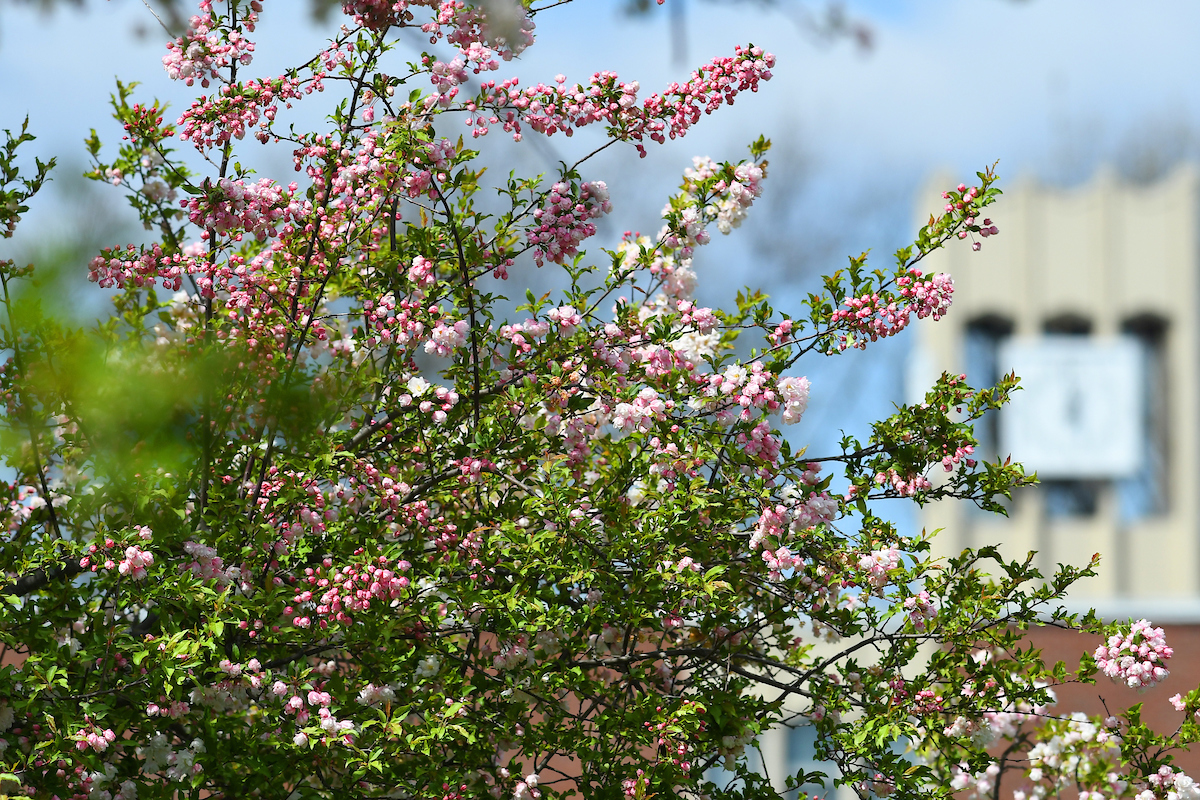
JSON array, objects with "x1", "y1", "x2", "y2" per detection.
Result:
[
  {"x1": 904, "y1": 591, "x2": 938, "y2": 631},
  {"x1": 859, "y1": 547, "x2": 901, "y2": 588},
  {"x1": 424, "y1": 320, "x2": 469, "y2": 357},
  {"x1": 874, "y1": 468, "x2": 933, "y2": 497},
  {"x1": 177, "y1": 75, "x2": 303, "y2": 151},
  {"x1": 612, "y1": 387, "x2": 668, "y2": 433},
  {"x1": 527, "y1": 181, "x2": 611, "y2": 266},
  {"x1": 408, "y1": 255, "x2": 437, "y2": 289},
  {"x1": 546, "y1": 305, "x2": 582, "y2": 336},
  {"x1": 118, "y1": 546, "x2": 154, "y2": 580},
  {"x1": 162, "y1": 10, "x2": 256, "y2": 88}
]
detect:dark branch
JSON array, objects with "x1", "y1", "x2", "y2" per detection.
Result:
[{"x1": 4, "y1": 559, "x2": 84, "y2": 596}]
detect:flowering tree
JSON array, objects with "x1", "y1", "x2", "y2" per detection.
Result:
[{"x1": 0, "y1": 2, "x2": 1193, "y2": 799}]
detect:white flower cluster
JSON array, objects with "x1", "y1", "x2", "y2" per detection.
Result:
[
  {"x1": 415, "y1": 654, "x2": 441, "y2": 678},
  {"x1": 357, "y1": 682, "x2": 397, "y2": 707},
  {"x1": 776, "y1": 375, "x2": 811, "y2": 425},
  {"x1": 83, "y1": 763, "x2": 138, "y2": 800},
  {"x1": 513, "y1": 771, "x2": 540, "y2": 800},
  {"x1": 1020, "y1": 714, "x2": 1122, "y2": 800},
  {"x1": 1139, "y1": 766, "x2": 1200, "y2": 800},
  {"x1": 137, "y1": 734, "x2": 205, "y2": 783}
]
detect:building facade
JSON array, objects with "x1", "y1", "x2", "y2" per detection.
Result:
[{"x1": 915, "y1": 164, "x2": 1200, "y2": 612}]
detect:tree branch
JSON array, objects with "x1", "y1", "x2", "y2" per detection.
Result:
[{"x1": 4, "y1": 558, "x2": 84, "y2": 596}]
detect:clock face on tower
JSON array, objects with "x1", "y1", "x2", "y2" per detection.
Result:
[{"x1": 999, "y1": 337, "x2": 1145, "y2": 480}]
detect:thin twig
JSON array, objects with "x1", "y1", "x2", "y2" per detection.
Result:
[{"x1": 138, "y1": 0, "x2": 173, "y2": 36}]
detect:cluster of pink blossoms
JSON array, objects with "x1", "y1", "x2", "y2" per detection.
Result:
[
  {"x1": 88, "y1": 242, "x2": 191, "y2": 292},
  {"x1": 117, "y1": 545, "x2": 154, "y2": 580},
  {"x1": 830, "y1": 291, "x2": 904, "y2": 350},
  {"x1": 425, "y1": 319, "x2": 469, "y2": 357},
  {"x1": 88, "y1": 240, "x2": 293, "y2": 302},
  {"x1": 328, "y1": 128, "x2": 408, "y2": 207},
  {"x1": 287, "y1": 556, "x2": 411, "y2": 629},
  {"x1": 1, "y1": 484, "x2": 45, "y2": 535},
  {"x1": 288, "y1": 132, "x2": 433, "y2": 216},
  {"x1": 634, "y1": 342, "x2": 691, "y2": 380},
  {"x1": 278, "y1": 683, "x2": 354, "y2": 742},
  {"x1": 678, "y1": 156, "x2": 766, "y2": 235},
  {"x1": 363, "y1": 293, "x2": 427, "y2": 349},
  {"x1": 859, "y1": 547, "x2": 902, "y2": 588},
  {"x1": 408, "y1": 255, "x2": 437, "y2": 289},
  {"x1": 426, "y1": 53, "x2": 469, "y2": 104},
  {"x1": 416, "y1": 0, "x2": 536, "y2": 119},
  {"x1": 736, "y1": 420, "x2": 782, "y2": 467},
  {"x1": 546, "y1": 304, "x2": 583, "y2": 335},
  {"x1": 874, "y1": 467, "x2": 933, "y2": 497},
  {"x1": 498, "y1": 317, "x2": 551, "y2": 354},
  {"x1": 674, "y1": 299, "x2": 718, "y2": 332},
  {"x1": 612, "y1": 388, "x2": 670, "y2": 433},
  {"x1": 457, "y1": 456, "x2": 494, "y2": 486},
  {"x1": 1141, "y1": 766, "x2": 1200, "y2": 800},
  {"x1": 492, "y1": 634, "x2": 536, "y2": 671},
  {"x1": 177, "y1": 74, "x2": 306, "y2": 151},
  {"x1": 186, "y1": 177, "x2": 303, "y2": 240},
  {"x1": 422, "y1": 0, "x2": 534, "y2": 61},
  {"x1": 182, "y1": 539, "x2": 231, "y2": 585},
  {"x1": 950, "y1": 762, "x2": 1000, "y2": 798},
  {"x1": 1095, "y1": 619, "x2": 1173, "y2": 690},
  {"x1": 941, "y1": 443, "x2": 976, "y2": 472},
  {"x1": 74, "y1": 724, "x2": 116, "y2": 753},
  {"x1": 760, "y1": 543, "x2": 801, "y2": 580},
  {"x1": 896, "y1": 268, "x2": 954, "y2": 322},
  {"x1": 830, "y1": 268, "x2": 954, "y2": 351},
  {"x1": 512, "y1": 772, "x2": 541, "y2": 800},
  {"x1": 749, "y1": 482, "x2": 838, "y2": 581},
  {"x1": 943, "y1": 183, "x2": 1001, "y2": 250},
  {"x1": 527, "y1": 181, "x2": 611, "y2": 266},
  {"x1": 396, "y1": 376, "x2": 460, "y2": 425},
  {"x1": 702, "y1": 362, "x2": 780, "y2": 424},
  {"x1": 458, "y1": 46, "x2": 773, "y2": 155},
  {"x1": 78, "y1": 527, "x2": 154, "y2": 579},
  {"x1": 162, "y1": 2, "x2": 258, "y2": 88},
  {"x1": 144, "y1": 699, "x2": 191, "y2": 719},
  {"x1": 341, "y1": 0, "x2": 410, "y2": 31},
  {"x1": 966, "y1": 216, "x2": 1000, "y2": 251},
  {"x1": 903, "y1": 590, "x2": 937, "y2": 631}
]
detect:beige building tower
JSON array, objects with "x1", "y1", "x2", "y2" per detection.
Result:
[{"x1": 914, "y1": 165, "x2": 1200, "y2": 619}]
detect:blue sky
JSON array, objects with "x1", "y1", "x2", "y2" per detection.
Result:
[
  {"x1": 7, "y1": 1, "x2": 1200, "y2": 187},
  {"x1": 2, "y1": 0, "x2": 1198, "y2": 507}
]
